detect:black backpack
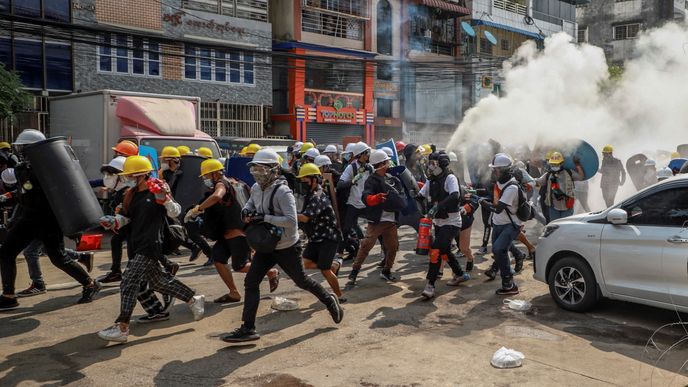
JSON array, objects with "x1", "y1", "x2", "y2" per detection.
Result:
[
  {"x1": 504, "y1": 182, "x2": 534, "y2": 223},
  {"x1": 162, "y1": 215, "x2": 188, "y2": 255}
]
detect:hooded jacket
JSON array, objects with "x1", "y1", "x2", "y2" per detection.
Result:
[{"x1": 244, "y1": 176, "x2": 299, "y2": 250}]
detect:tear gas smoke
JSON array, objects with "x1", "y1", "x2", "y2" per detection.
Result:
[{"x1": 447, "y1": 21, "x2": 688, "y2": 210}]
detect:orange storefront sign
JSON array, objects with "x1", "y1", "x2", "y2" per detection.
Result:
[{"x1": 316, "y1": 106, "x2": 365, "y2": 124}]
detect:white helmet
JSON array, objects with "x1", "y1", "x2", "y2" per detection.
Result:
[
  {"x1": 370, "y1": 149, "x2": 390, "y2": 165},
  {"x1": 292, "y1": 141, "x2": 303, "y2": 154},
  {"x1": 448, "y1": 151, "x2": 458, "y2": 162},
  {"x1": 248, "y1": 149, "x2": 280, "y2": 166},
  {"x1": 304, "y1": 148, "x2": 320, "y2": 159},
  {"x1": 645, "y1": 159, "x2": 656, "y2": 167},
  {"x1": 1, "y1": 168, "x2": 16, "y2": 185},
  {"x1": 101, "y1": 156, "x2": 126, "y2": 173},
  {"x1": 381, "y1": 147, "x2": 394, "y2": 158},
  {"x1": 344, "y1": 143, "x2": 356, "y2": 155},
  {"x1": 324, "y1": 144, "x2": 338, "y2": 154},
  {"x1": 489, "y1": 153, "x2": 513, "y2": 168},
  {"x1": 14, "y1": 129, "x2": 46, "y2": 145},
  {"x1": 314, "y1": 155, "x2": 332, "y2": 167},
  {"x1": 352, "y1": 142, "x2": 371, "y2": 157},
  {"x1": 514, "y1": 160, "x2": 526, "y2": 170},
  {"x1": 657, "y1": 167, "x2": 673, "y2": 180}
]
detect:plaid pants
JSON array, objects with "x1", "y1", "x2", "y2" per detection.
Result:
[
  {"x1": 116, "y1": 254, "x2": 194, "y2": 323},
  {"x1": 137, "y1": 281, "x2": 164, "y2": 315}
]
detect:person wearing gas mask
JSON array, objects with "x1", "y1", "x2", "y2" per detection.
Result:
[
  {"x1": 478, "y1": 153, "x2": 522, "y2": 296},
  {"x1": 97, "y1": 156, "x2": 205, "y2": 343},
  {"x1": 296, "y1": 163, "x2": 345, "y2": 303},
  {"x1": 598, "y1": 145, "x2": 626, "y2": 208},
  {"x1": 323, "y1": 144, "x2": 344, "y2": 173},
  {"x1": 0, "y1": 141, "x2": 19, "y2": 168},
  {"x1": 535, "y1": 151, "x2": 583, "y2": 222},
  {"x1": 222, "y1": 149, "x2": 343, "y2": 343},
  {"x1": 348, "y1": 149, "x2": 404, "y2": 284},
  {"x1": 185, "y1": 158, "x2": 279, "y2": 304},
  {"x1": 403, "y1": 144, "x2": 427, "y2": 184},
  {"x1": 418, "y1": 152, "x2": 471, "y2": 300},
  {"x1": 0, "y1": 130, "x2": 101, "y2": 310},
  {"x1": 336, "y1": 142, "x2": 372, "y2": 260}
]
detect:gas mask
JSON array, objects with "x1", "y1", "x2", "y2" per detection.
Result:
[
  {"x1": 250, "y1": 164, "x2": 278, "y2": 188},
  {"x1": 549, "y1": 164, "x2": 561, "y2": 172},
  {"x1": 103, "y1": 174, "x2": 118, "y2": 189},
  {"x1": 203, "y1": 177, "x2": 215, "y2": 189}
]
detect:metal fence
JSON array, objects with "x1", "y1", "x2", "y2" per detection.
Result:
[
  {"x1": 199, "y1": 101, "x2": 268, "y2": 138},
  {"x1": 493, "y1": 0, "x2": 527, "y2": 15},
  {"x1": 0, "y1": 95, "x2": 49, "y2": 142},
  {"x1": 301, "y1": 9, "x2": 364, "y2": 40}
]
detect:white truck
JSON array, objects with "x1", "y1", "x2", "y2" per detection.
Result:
[{"x1": 49, "y1": 90, "x2": 221, "y2": 179}]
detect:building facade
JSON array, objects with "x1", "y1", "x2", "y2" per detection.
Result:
[
  {"x1": 577, "y1": 0, "x2": 684, "y2": 64},
  {"x1": 0, "y1": 0, "x2": 273, "y2": 139}
]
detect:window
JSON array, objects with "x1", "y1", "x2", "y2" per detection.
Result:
[
  {"x1": 577, "y1": 27, "x2": 588, "y2": 43},
  {"x1": 46, "y1": 42, "x2": 72, "y2": 90},
  {"x1": 624, "y1": 188, "x2": 688, "y2": 226},
  {"x1": 14, "y1": 0, "x2": 40, "y2": 18},
  {"x1": 480, "y1": 37, "x2": 493, "y2": 55},
  {"x1": 306, "y1": 60, "x2": 364, "y2": 93},
  {"x1": 185, "y1": 45, "x2": 255, "y2": 85},
  {"x1": 377, "y1": 0, "x2": 392, "y2": 55},
  {"x1": 44, "y1": 0, "x2": 70, "y2": 22},
  {"x1": 182, "y1": 0, "x2": 269, "y2": 22},
  {"x1": 614, "y1": 23, "x2": 640, "y2": 40},
  {"x1": 14, "y1": 39, "x2": 42, "y2": 89},
  {"x1": 501, "y1": 39, "x2": 510, "y2": 51},
  {"x1": 377, "y1": 62, "x2": 393, "y2": 81},
  {"x1": 98, "y1": 34, "x2": 161, "y2": 77},
  {"x1": 0, "y1": 37, "x2": 11, "y2": 67},
  {"x1": 377, "y1": 98, "x2": 392, "y2": 117}
]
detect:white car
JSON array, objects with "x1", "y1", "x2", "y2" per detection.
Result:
[{"x1": 534, "y1": 176, "x2": 688, "y2": 313}]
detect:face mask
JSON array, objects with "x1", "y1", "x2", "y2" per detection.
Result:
[
  {"x1": 161, "y1": 163, "x2": 170, "y2": 171},
  {"x1": 203, "y1": 177, "x2": 214, "y2": 189},
  {"x1": 123, "y1": 177, "x2": 137, "y2": 188},
  {"x1": 550, "y1": 165, "x2": 561, "y2": 172},
  {"x1": 299, "y1": 181, "x2": 312, "y2": 193},
  {"x1": 103, "y1": 175, "x2": 118, "y2": 189},
  {"x1": 343, "y1": 153, "x2": 351, "y2": 162}
]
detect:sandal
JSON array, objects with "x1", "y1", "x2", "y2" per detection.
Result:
[
  {"x1": 269, "y1": 271, "x2": 280, "y2": 293},
  {"x1": 214, "y1": 293, "x2": 241, "y2": 304}
]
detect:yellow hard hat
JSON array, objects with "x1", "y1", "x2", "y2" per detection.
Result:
[
  {"x1": 120, "y1": 155, "x2": 154, "y2": 176},
  {"x1": 196, "y1": 147, "x2": 213, "y2": 158},
  {"x1": 246, "y1": 143, "x2": 262, "y2": 155},
  {"x1": 545, "y1": 150, "x2": 554, "y2": 161},
  {"x1": 548, "y1": 151, "x2": 565, "y2": 165},
  {"x1": 277, "y1": 154, "x2": 284, "y2": 165},
  {"x1": 418, "y1": 144, "x2": 433, "y2": 156},
  {"x1": 671, "y1": 151, "x2": 681, "y2": 159},
  {"x1": 161, "y1": 146, "x2": 181, "y2": 159},
  {"x1": 177, "y1": 145, "x2": 191, "y2": 156},
  {"x1": 0, "y1": 142, "x2": 11, "y2": 150},
  {"x1": 296, "y1": 163, "x2": 322, "y2": 178},
  {"x1": 602, "y1": 145, "x2": 613, "y2": 153},
  {"x1": 299, "y1": 142, "x2": 315, "y2": 155},
  {"x1": 199, "y1": 159, "x2": 225, "y2": 177}
]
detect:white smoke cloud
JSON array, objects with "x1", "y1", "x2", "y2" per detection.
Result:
[{"x1": 447, "y1": 21, "x2": 688, "y2": 210}]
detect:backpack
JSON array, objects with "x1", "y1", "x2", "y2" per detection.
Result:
[
  {"x1": 245, "y1": 185, "x2": 283, "y2": 253},
  {"x1": 503, "y1": 182, "x2": 534, "y2": 223},
  {"x1": 123, "y1": 187, "x2": 187, "y2": 255}
]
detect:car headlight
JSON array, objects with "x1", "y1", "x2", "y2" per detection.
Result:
[{"x1": 541, "y1": 225, "x2": 559, "y2": 238}]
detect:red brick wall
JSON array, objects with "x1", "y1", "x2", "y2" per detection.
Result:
[
  {"x1": 96, "y1": 0, "x2": 162, "y2": 30},
  {"x1": 162, "y1": 43, "x2": 183, "y2": 80}
]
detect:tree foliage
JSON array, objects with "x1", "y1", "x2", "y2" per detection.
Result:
[{"x1": 0, "y1": 63, "x2": 31, "y2": 122}]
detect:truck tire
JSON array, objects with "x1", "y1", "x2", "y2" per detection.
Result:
[{"x1": 547, "y1": 256, "x2": 598, "y2": 312}]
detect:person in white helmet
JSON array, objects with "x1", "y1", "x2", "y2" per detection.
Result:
[
  {"x1": 337, "y1": 142, "x2": 372, "y2": 258},
  {"x1": 349, "y1": 149, "x2": 406, "y2": 283},
  {"x1": 302, "y1": 147, "x2": 320, "y2": 164},
  {"x1": 341, "y1": 143, "x2": 356, "y2": 166},
  {"x1": 657, "y1": 166, "x2": 673, "y2": 181},
  {"x1": 323, "y1": 144, "x2": 343, "y2": 173},
  {"x1": 288, "y1": 141, "x2": 303, "y2": 168},
  {"x1": 222, "y1": 149, "x2": 343, "y2": 343}
]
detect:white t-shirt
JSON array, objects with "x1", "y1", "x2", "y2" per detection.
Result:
[
  {"x1": 492, "y1": 178, "x2": 522, "y2": 227},
  {"x1": 419, "y1": 174, "x2": 462, "y2": 228},
  {"x1": 341, "y1": 161, "x2": 369, "y2": 209}
]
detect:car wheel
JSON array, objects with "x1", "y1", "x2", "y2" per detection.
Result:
[{"x1": 547, "y1": 256, "x2": 598, "y2": 312}]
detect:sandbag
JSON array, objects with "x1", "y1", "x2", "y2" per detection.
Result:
[
  {"x1": 24, "y1": 137, "x2": 103, "y2": 236},
  {"x1": 173, "y1": 155, "x2": 207, "y2": 215}
]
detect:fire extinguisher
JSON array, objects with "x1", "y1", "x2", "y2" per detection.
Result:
[{"x1": 416, "y1": 217, "x2": 433, "y2": 255}]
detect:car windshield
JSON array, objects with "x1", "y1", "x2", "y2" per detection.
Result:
[{"x1": 139, "y1": 138, "x2": 222, "y2": 158}]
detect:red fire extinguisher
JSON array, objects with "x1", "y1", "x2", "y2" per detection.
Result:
[{"x1": 416, "y1": 217, "x2": 433, "y2": 255}]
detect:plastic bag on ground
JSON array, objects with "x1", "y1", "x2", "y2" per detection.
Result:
[
  {"x1": 271, "y1": 297, "x2": 299, "y2": 311},
  {"x1": 503, "y1": 299, "x2": 532, "y2": 311},
  {"x1": 491, "y1": 346, "x2": 525, "y2": 369}
]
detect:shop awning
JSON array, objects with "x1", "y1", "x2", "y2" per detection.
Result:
[
  {"x1": 471, "y1": 19, "x2": 544, "y2": 40},
  {"x1": 416, "y1": 0, "x2": 471, "y2": 16}
]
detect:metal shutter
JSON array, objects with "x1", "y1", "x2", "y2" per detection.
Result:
[{"x1": 306, "y1": 123, "x2": 364, "y2": 145}]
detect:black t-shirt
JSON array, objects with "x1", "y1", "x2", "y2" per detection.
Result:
[
  {"x1": 301, "y1": 188, "x2": 340, "y2": 243},
  {"x1": 125, "y1": 189, "x2": 166, "y2": 258}
]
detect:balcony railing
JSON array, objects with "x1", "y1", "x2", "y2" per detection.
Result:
[
  {"x1": 410, "y1": 37, "x2": 454, "y2": 56},
  {"x1": 303, "y1": 0, "x2": 369, "y2": 19},
  {"x1": 302, "y1": 9, "x2": 364, "y2": 40},
  {"x1": 493, "y1": 0, "x2": 527, "y2": 15},
  {"x1": 182, "y1": 0, "x2": 268, "y2": 22}
]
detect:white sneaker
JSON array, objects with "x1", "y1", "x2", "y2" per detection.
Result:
[
  {"x1": 421, "y1": 283, "x2": 435, "y2": 299},
  {"x1": 189, "y1": 295, "x2": 205, "y2": 321},
  {"x1": 97, "y1": 324, "x2": 129, "y2": 343}
]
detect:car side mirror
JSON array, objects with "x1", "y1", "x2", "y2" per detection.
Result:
[{"x1": 607, "y1": 208, "x2": 628, "y2": 225}]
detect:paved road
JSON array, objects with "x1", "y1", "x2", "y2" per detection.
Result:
[{"x1": 1, "y1": 226, "x2": 687, "y2": 386}]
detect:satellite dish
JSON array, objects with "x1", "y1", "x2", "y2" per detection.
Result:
[
  {"x1": 484, "y1": 30, "x2": 498, "y2": 45},
  {"x1": 461, "y1": 21, "x2": 476, "y2": 37}
]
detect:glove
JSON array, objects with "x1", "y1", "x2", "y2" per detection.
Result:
[
  {"x1": 352, "y1": 173, "x2": 364, "y2": 185},
  {"x1": 427, "y1": 205, "x2": 438, "y2": 218},
  {"x1": 184, "y1": 205, "x2": 203, "y2": 223},
  {"x1": 99, "y1": 215, "x2": 116, "y2": 230},
  {"x1": 365, "y1": 193, "x2": 387, "y2": 206}
]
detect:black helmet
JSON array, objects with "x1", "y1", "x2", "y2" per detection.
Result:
[{"x1": 429, "y1": 151, "x2": 450, "y2": 169}]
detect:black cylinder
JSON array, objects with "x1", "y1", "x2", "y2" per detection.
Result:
[
  {"x1": 24, "y1": 137, "x2": 103, "y2": 236},
  {"x1": 173, "y1": 155, "x2": 208, "y2": 215}
]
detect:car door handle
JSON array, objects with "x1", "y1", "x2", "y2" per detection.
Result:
[{"x1": 668, "y1": 235, "x2": 688, "y2": 244}]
